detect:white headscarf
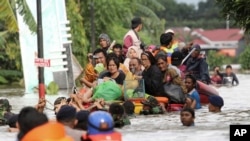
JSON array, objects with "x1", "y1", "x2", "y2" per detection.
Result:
[{"x1": 126, "y1": 46, "x2": 142, "y2": 59}]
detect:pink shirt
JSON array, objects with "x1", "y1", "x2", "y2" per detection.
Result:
[{"x1": 123, "y1": 35, "x2": 133, "y2": 55}]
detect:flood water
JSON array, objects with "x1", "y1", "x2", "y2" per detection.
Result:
[{"x1": 1, "y1": 74, "x2": 250, "y2": 141}]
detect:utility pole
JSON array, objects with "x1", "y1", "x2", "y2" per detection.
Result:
[
  {"x1": 90, "y1": 0, "x2": 95, "y2": 52},
  {"x1": 36, "y1": 0, "x2": 45, "y2": 98},
  {"x1": 226, "y1": 14, "x2": 230, "y2": 30}
]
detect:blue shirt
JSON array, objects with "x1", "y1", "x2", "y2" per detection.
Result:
[{"x1": 188, "y1": 89, "x2": 201, "y2": 109}]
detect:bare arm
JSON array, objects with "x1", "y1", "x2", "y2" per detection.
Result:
[
  {"x1": 81, "y1": 77, "x2": 95, "y2": 88},
  {"x1": 82, "y1": 88, "x2": 94, "y2": 103},
  {"x1": 34, "y1": 98, "x2": 46, "y2": 113}
]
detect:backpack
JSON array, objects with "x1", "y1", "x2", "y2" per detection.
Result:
[
  {"x1": 163, "y1": 83, "x2": 186, "y2": 104},
  {"x1": 113, "y1": 114, "x2": 131, "y2": 128},
  {"x1": 140, "y1": 96, "x2": 164, "y2": 115}
]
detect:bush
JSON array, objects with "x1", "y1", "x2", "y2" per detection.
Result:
[
  {"x1": 0, "y1": 76, "x2": 8, "y2": 84},
  {"x1": 239, "y1": 45, "x2": 250, "y2": 70},
  {"x1": 46, "y1": 81, "x2": 59, "y2": 95},
  {"x1": 207, "y1": 50, "x2": 230, "y2": 70},
  {"x1": 0, "y1": 70, "x2": 23, "y2": 84}
]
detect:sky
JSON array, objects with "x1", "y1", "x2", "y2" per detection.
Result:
[{"x1": 175, "y1": 0, "x2": 206, "y2": 6}]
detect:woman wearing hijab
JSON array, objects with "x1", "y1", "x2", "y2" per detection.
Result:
[
  {"x1": 98, "y1": 33, "x2": 111, "y2": 53},
  {"x1": 123, "y1": 46, "x2": 142, "y2": 70},
  {"x1": 141, "y1": 51, "x2": 163, "y2": 96}
]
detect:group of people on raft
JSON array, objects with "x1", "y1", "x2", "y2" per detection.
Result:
[
  {"x1": 0, "y1": 17, "x2": 237, "y2": 141},
  {"x1": 79, "y1": 16, "x2": 230, "y2": 111}
]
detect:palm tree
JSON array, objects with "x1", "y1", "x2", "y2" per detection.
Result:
[
  {"x1": 66, "y1": 0, "x2": 89, "y2": 67},
  {"x1": 0, "y1": 0, "x2": 18, "y2": 32},
  {"x1": 0, "y1": 0, "x2": 36, "y2": 71},
  {"x1": 79, "y1": 0, "x2": 165, "y2": 50},
  {"x1": 0, "y1": 0, "x2": 36, "y2": 33},
  {"x1": 135, "y1": 0, "x2": 166, "y2": 44}
]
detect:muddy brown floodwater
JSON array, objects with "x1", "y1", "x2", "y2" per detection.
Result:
[{"x1": 1, "y1": 74, "x2": 250, "y2": 141}]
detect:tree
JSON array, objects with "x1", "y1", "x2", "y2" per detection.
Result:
[
  {"x1": 156, "y1": 0, "x2": 232, "y2": 29},
  {"x1": 79, "y1": 0, "x2": 134, "y2": 51},
  {"x1": 157, "y1": 0, "x2": 196, "y2": 22},
  {"x1": 66, "y1": 0, "x2": 89, "y2": 67},
  {"x1": 239, "y1": 45, "x2": 250, "y2": 70},
  {"x1": 197, "y1": 0, "x2": 221, "y2": 19},
  {"x1": 0, "y1": 0, "x2": 18, "y2": 32},
  {"x1": 207, "y1": 50, "x2": 230, "y2": 70},
  {"x1": 0, "y1": 0, "x2": 36, "y2": 69},
  {"x1": 79, "y1": 0, "x2": 165, "y2": 52},
  {"x1": 217, "y1": 0, "x2": 250, "y2": 33},
  {"x1": 0, "y1": 0, "x2": 36, "y2": 84},
  {"x1": 135, "y1": 0, "x2": 166, "y2": 44},
  {"x1": 15, "y1": 0, "x2": 37, "y2": 33}
]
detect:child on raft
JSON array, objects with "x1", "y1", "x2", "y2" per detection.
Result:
[{"x1": 184, "y1": 74, "x2": 202, "y2": 110}]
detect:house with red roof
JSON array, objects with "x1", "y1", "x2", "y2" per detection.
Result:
[
  {"x1": 168, "y1": 27, "x2": 245, "y2": 57},
  {"x1": 191, "y1": 28, "x2": 244, "y2": 57}
]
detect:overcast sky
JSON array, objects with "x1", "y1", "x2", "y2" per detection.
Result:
[{"x1": 175, "y1": 0, "x2": 206, "y2": 6}]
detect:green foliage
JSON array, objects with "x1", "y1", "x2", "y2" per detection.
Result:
[
  {"x1": 239, "y1": 45, "x2": 250, "y2": 70},
  {"x1": 0, "y1": 76, "x2": 8, "y2": 84},
  {"x1": 157, "y1": 0, "x2": 196, "y2": 21},
  {"x1": 156, "y1": 0, "x2": 238, "y2": 29},
  {"x1": 0, "y1": 0, "x2": 18, "y2": 32},
  {"x1": 46, "y1": 81, "x2": 59, "y2": 95},
  {"x1": 207, "y1": 50, "x2": 230, "y2": 70},
  {"x1": 0, "y1": 0, "x2": 33, "y2": 74},
  {"x1": 171, "y1": 19, "x2": 226, "y2": 29},
  {"x1": 106, "y1": 24, "x2": 128, "y2": 44},
  {"x1": 0, "y1": 69, "x2": 23, "y2": 84},
  {"x1": 134, "y1": 0, "x2": 165, "y2": 44},
  {"x1": 135, "y1": 1, "x2": 164, "y2": 21},
  {"x1": 0, "y1": 32, "x2": 22, "y2": 70},
  {"x1": 217, "y1": 0, "x2": 250, "y2": 33},
  {"x1": 80, "y1": 0, "x2": 165, "y2": 53},
  {"x1": 66, "y1": 0, "x2": 89, "y2": 67},
  {"x1": 197, "y1": 0, "x2": 221, "y2": 19},
  {"x1": 0, "y1": 31, "x2": 8, "y2": 47},
  {"x1": 80, "y1": 0, "x2": 134, "y2": 52},
  {"x1": 16, "y1": 0, "x2": 37, "y2": 33}
]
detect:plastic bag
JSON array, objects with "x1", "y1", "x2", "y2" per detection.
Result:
[{"x1": 92, "y1": 80, "x2": 122, "y2": 101}]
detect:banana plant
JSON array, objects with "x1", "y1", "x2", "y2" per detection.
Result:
[{"x1": 0, "y1": 0, "x2": 35, "y2": 83}]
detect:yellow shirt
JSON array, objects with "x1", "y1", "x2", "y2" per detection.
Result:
[{"x1": 119, "y1": 63, "x2": 130, "y2": 75}]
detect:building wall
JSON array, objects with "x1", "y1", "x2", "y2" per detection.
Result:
[
  {"x1": 236, "y1": 38, "x2": 246, "y2": 57},
  {"x1": 218, "y1": 49, "x2": 236, "y2": 57}
]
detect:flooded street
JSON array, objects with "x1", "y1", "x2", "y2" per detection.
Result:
[{"x1": 1, "y1": 74, "x2": 250, "y2": 141}]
